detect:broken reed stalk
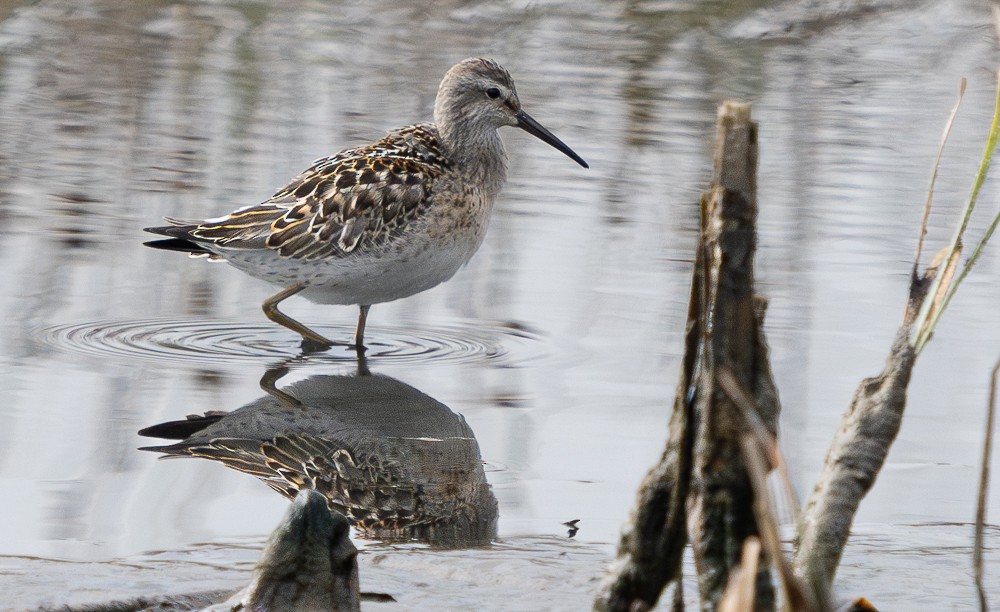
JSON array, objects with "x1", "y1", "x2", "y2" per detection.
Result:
[
  {"x1": 912, "y1": 73, "x2": 1000, "y2": 353},
  {"x1": 794, "y1": 75, "x2": 1000, "y2": 599},
  {"x1": 718, "y1": 369, "x2": 821, "y2": 612},
  {"x1": 737, "y1": 431, "x2": 805, "y2": 612},
  {"x1": 594, "y1": 102, "x2": 781, "y2": 611},
  {"x1": 719, "y1": 537, "x2": 762, "y2": 612},
  {"x1": 912, "y1": 78, "x2": 966, "y2": 280},
  {"x1": 974, "y1": 358, "x2": 998, "y2": 612}
]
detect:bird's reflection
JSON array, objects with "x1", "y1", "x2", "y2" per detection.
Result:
[{"x1": 139, "y1": 362, "x2": 498, "y2": 548}]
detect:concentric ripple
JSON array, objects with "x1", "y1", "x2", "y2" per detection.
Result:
[{"x1": 34, "y1": 318, "x2": 545, "y2": 367}]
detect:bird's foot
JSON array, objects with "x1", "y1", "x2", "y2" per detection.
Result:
[
  {"x1": 299, "y1": 337, "x2": 367, "y2": 356},
  {"x1": 300, "y1": 337, "x2": 334, "y2": 354}
]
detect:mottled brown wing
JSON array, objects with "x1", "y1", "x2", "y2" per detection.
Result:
[
  {"x1": 183, "y1": 126, "x2": 446, "y2": 259},
  {"x1": 158, "y1": 432, "x2": 420, "y2": 532},
  {"x1": 163, "y1": 434, "x2": 354, "y2": 503},
  {"x1": 259, "y1": 434, "x2": 418, "y2": 530}
]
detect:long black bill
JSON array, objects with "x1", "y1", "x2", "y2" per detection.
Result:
[{"x1": 515, "y1": 110, "x2": 589, "y2": 168}]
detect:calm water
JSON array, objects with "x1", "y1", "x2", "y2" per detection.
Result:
[{"x1": 1, "y1": 0, "x2": 998, "y2": 609}]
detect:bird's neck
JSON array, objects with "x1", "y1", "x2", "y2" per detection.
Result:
[{"x1": 436, "y1": 118, "x2": 509, "y2": 198}]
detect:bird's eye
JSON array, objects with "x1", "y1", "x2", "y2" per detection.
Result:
[{"x1": 485, "y1": 87, "x2": 501, "y2": 99}]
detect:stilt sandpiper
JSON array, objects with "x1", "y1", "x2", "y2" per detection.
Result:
[{"x1": 144, "y1": 57, "x2": 588, "y2": 350}]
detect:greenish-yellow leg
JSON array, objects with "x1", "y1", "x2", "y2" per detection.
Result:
[
  {"x1": 354, "y1": 304, "x2": 371, "y2": 350},
  {"x1": 262, "y1": 283, "x2": 335, "y2": 347}
]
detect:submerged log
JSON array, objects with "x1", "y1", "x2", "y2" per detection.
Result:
[
  {"x1": 40, "y1": 490, "x2": 370, "y2": 612},
  {"x1": 212, "y1": 489, "x2": 361, "y2": 611},
  {"x1": 595, "y1": 103, "x2": 781, "y2": 611}
]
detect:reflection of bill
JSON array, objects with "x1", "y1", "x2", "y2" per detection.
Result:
[{"x1": 140, "y1": 371, "x2": 498, "y2": 548}]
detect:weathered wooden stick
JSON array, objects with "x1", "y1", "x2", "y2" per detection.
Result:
[
  {"x1": 795, "y1": 74, "x2": 1000, "y2": 598},
  {"x1": 792, "y1": 330, "x2": 918, "y2": 595},
  {"x1": 692, "y1": 103, "x2": 782, "y2": 611},
  {"x1": 595, "y1": 102, "x2": 780, "y2": 611},
  {"x1": 792, "y1": 187, "x2": 952, "y2": 598}
]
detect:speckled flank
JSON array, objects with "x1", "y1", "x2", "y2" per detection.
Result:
[{"x1": 144, "y1": 57, "x2": 586, "y2": 342}]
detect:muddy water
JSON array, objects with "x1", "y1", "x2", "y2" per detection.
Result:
[{"x1": 0, "y1": 0, "x2": 998, "y2": 609}]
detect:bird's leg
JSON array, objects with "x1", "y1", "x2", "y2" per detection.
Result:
[
  {"x1": 259, "y1": 364, "x2": 302, "y2": 408},
  {"x1": 353, "y1": 304, "x2": 371, "y2": 352},
  {"x1": 355, "y1": 351, "x2": 371, "y2": 376},
  {"x1": 262, "y1": 283, "x2": 337, "y2": 349}
]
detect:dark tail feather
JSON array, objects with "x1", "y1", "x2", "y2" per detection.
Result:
[
  {"x1": 144, "y1": 223, "x2": 196, "y2": 238},
  {"x1": 138, "y1": 412, "x2": 226, "y2": 440},
  {"x1": 137, "y1": 442, "x2": 190, "y2": 455},
  {"x1": 143, "y1": 224, "x2": 212, "y2": 254},
  {"x1": 143, "y1": 237, "x2": 212, "y2": 254}
]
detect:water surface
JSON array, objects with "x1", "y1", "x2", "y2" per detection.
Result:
[{"x1": 1, "y1": 0, "x2": 998, "y2": 609}]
